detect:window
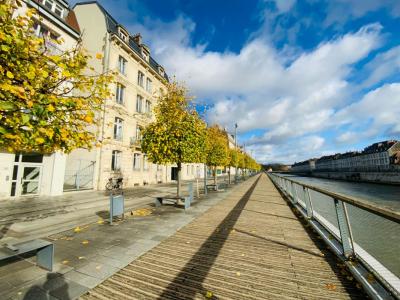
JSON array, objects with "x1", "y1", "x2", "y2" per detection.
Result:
[
  {"x1": 146, "y1": 78, "x2": 152, "y2": 93},
  {"x1": 142, "y1": 51, "x2": 149, "y2": 62},
  {"x1": 113, "y1": 117, "x2": 123, "y2": 140},
  {"x1": 133, "y1": 153, "x2": 141, "y2": 170},
  {"x1": 135, "y1": 125, "x2": 142, "y2": 141},
  {"x1": 118, "y1": 29, "x2": 128, "y2": 42},
  {"x1": 143, "y1": 155, "x2": 149, "y2": 170},
  {"x1": 41, "y1": 0, "x2": 63, "y2": 18},
  {"x1": 136, "y1": 95, "x2": 143, "y2": 113},
  {"x1": 145, "y1": 100, "x2": 151, "y2": 114},
  {"x1": 54, "y1": 4, "x2": 64, "y2": 17},
  {"x1": 116, "y1": 83, "x2": 125, "y2": 104},
  {"x1": 137, "y1": 71, "x2": 144, "y2": 87},
  {"x1": 187, "y1": 165, "x2": 190, "y2": 175},
  {"x1": 42, "y1": 0, "x2": 54, "y2": 10},
  {"x1": 33, "y1": 23, "x2": 58, "y2": 40},
  {"x1": 111, "y1": 150, "x2": 122, "y2": 171},
  {"x1": 118, "y1": 56, "x2": 127, "y2": 75}
]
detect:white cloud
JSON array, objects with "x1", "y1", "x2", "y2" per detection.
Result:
[
  {"x1": 94, "y1": 1, "x2": 398, "y2": 163},
  {"x1": 322, "y1": 0, "x2": 400, "y2": 27}
]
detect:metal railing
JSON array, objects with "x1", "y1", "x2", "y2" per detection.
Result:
[{"x1": 268, "y1": 172, "x2": 400, "y2": 300}]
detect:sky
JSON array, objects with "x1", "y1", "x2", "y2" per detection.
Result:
[{"x1": 71, "y1": 0, "x2": 400, "y2": 164}]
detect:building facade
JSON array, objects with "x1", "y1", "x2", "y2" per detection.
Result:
[
  {"x1": 73, "y1": 1, "x2": 204, "y2": 191},
  {"x1": 0, "y1": 0, "x2": 81, "y2": 199}
]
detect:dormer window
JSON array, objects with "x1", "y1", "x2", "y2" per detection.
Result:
[
  {"x1": 118, "y1": 27, "x2": 128, "y2": 42},
  {"x1": 158, "y1": 66, "x2": 165, "y2": 77},
  {"x1": 41, "y1": 0, "x2": 64, "y2": 18},
  {"x1": 140, "y1": 45, "x2": 150, "y2": 62},
  {"x1": 142, "y1": 51, "x2": 149, "y2": 62}
]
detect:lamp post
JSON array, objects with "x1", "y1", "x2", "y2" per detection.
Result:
[{"x1": 234, "y1": 123, "x2": 238, "y2": 183}]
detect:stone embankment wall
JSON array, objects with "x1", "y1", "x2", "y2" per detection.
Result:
[{"x1": 311, "y1": 171, "x2": 400, "y2": 185}]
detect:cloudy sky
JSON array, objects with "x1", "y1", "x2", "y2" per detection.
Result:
[{"x1": 72, "y1": 0, "x2": 400, "y2": 164}]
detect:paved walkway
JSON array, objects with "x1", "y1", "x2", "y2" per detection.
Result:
[
  {"x1": 0, "y1": 177, "x2": 230, "y2": 245},
  {"x1": 82, "y1": 173, "x2": 365, "y2": 299},
  {"x1": 0, "y1": 177, "x2": 240, "y2": 300}
]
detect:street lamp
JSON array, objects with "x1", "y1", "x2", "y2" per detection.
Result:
[{"x1": 234, "y1": 123, "x2": 238, "y2": 183}]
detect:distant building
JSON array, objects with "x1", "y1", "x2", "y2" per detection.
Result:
[
  {"x1": 290, "y1": 140, "x2": 400, "y2": 174},
  {"x1": 0, "y1": 0, "x2": 81, "y2": 199},
  {"x1": 291, "y1": 159, "x2": 316, "y2": 172}
]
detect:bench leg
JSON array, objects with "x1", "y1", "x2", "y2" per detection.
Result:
[
  {"x1": 37, "y1": 244, "x2": 54, "y2": 271},
  {"x1": 155, "y1": 197, "x2": 163, "y2": 207}
]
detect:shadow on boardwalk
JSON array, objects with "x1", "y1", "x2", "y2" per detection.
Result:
[{"x1": 158, "y1": 176, "x2": 261, "y2": 299}]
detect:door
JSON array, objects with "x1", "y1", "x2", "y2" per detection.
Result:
[
  {"x1": 171, "y1": 167, "x2": 178, "y2": 181},
  {"x1": 10, "y1": 153, "x2": 43, "y2": 197},
  {"x1": 19, "y1": 165, "x2": 41, "y2": 195}
]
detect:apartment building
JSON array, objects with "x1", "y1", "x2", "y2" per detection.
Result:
[
  {"x1": 0, "y1": 0, "x2": 81, "y2": 199},
  {"x1": 72, "y1": 1, "x2": 204, "y2": 190}
]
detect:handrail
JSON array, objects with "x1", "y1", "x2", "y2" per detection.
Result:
[
  {"x1": 269, "y1": 173, "x2": 400, "y2": 223},
  {"x1": 268, "y1": 172, "x2": 399, "y2": 300}
]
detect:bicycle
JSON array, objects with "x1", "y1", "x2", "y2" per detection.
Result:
[{"x1": 105, "y1": 177, "x2": 123, "y2": 191}]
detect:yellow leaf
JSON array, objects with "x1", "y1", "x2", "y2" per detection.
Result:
[
  {"x1": 6, "y1": 71, "x2": 14, "y2": 79},
  {"x1": 35, "y1": 137, "x2": 45, "y2": 144},
  {"x1": 97, "y1": 219, "x2": 104, "y2": 224},
  {"x1": 78, "y1": 256, "x2": 85, "y2": 260},
  {"x1": 47, "y1": 104, "x2": 55, "y2": 112},
  {"x1": 96, "y1": 53, "x2": 103, "y2": 59},
  {"x1": 84, "y1": 115, "x2": 93, "y2": 123},
  {"x1": 74, "y1": 226, "x2": 82, "y2": 233},
  {"x1": 325, "y1": 283, "x2": 337, "y2": 291},
  {"x1": 236, "y1": 272, "x2": 241, "y2": 276},
  {"x1": 81, "y1": 240, "x2": 89, "y2": 245},
  {"x1": 205, "y1": 291, "x2": 213, "y2": 298},
  {"x1": 62, "y1": 260, "x2": 69, "y2": 264}
]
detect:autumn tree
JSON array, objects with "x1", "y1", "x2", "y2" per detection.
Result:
[
  {"x1": 141, "y1": 81, "x2": 206, "y2": 197},
  {"x1": 205, "y1": 125, "x2": 229, "y2": 186},
  {"x1": 0, "y1": 1, "x2": 113, "y2": 153},
  {"x1": 228, "y1": 148, "x2": 239, "y2": 182}
]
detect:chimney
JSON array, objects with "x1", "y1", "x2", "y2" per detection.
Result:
[{"x1": 133, "y1": 33, "x2": 142, "y2": 45}]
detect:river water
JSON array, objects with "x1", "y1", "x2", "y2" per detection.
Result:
[
  {"x1": 274, "y1": 174, "x2": 400, "y2": 285},
  {"x1": 281, "y1": 174, "x2": 400, "y2": 211}
]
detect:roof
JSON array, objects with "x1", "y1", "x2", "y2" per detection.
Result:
[
  {"x1": 74, "y1": 1, "x2": 169, "y2": 82},
  {"x1": 29, "y1": 0, "x2": 81, "y2": 37}
]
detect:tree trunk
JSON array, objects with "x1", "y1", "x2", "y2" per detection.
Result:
[
  {"x1": 228, "y1": 166, "x2": 231, "y2": 184},
  {"x1": 177, "y1": 161, "x2": 182, "y2": 197},
  {"x1": 214, "y1": 166, "x2": 217, "y2": 190}
]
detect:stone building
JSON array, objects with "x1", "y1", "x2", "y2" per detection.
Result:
[{"x1": 72, "y1": 1, "x2": 204, "y2": 191}]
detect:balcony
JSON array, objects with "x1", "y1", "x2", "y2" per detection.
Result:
[
  {"x1": 130, "y1": 137, "x2": 142, "y2": 149},
  {"x1": 44, "y1": 39, "x2": 63, "y2": 56}
]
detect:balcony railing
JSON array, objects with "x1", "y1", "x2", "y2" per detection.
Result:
[
  {"x1": 268, "y1": 173, "x2": 400, "y2": 300},
  {"x1": 130, "y1": 137, "x2": 142, "y2": 148},
  {"x1": 44, "y1": 39, "x2": 63, "y2": 56}
]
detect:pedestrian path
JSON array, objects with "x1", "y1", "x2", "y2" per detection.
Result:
[{"x1": 82, "y1": 173, "x2": 365, "y2": 299}]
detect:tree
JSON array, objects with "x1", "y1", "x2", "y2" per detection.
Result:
[
  {"x1": 205, "y1": 125, "x2": 229, "y2": 186},
  {"x1": 0, "y1": 1, "x2": 113, "y2": 153},
  {"x1": 141, "y1": 81, "x2": 206, "y2": 196},
  {"x1": 227, "y1": 148, "x2": 238, "y2": 183}
]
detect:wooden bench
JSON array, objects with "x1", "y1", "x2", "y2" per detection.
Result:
[{"x1": 0, "y1": 239, "x2": 54, "y2": 271}]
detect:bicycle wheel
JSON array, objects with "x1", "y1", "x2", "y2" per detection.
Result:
[{"x1": 105, "y1": 181, "x2": 113, "y2": 190}]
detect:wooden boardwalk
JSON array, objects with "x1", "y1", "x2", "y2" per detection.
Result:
[{"x1": 81, "y1": 174, "x2": 365, "y2": 299}]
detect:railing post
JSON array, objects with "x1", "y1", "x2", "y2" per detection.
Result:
[
  {"x1": 303, "y1": 187, "x2": 313, "y2": 219},
  {"x1": 334, "y1": 198, "x2": 355, "y2": 258},
  {"x1": 290, "y1": 182, "x2": 297, "y2": 204}
]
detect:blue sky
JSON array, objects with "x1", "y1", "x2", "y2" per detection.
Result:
[{"x1": 72, "y1": 0, "x2": 400, "y2": 164}]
